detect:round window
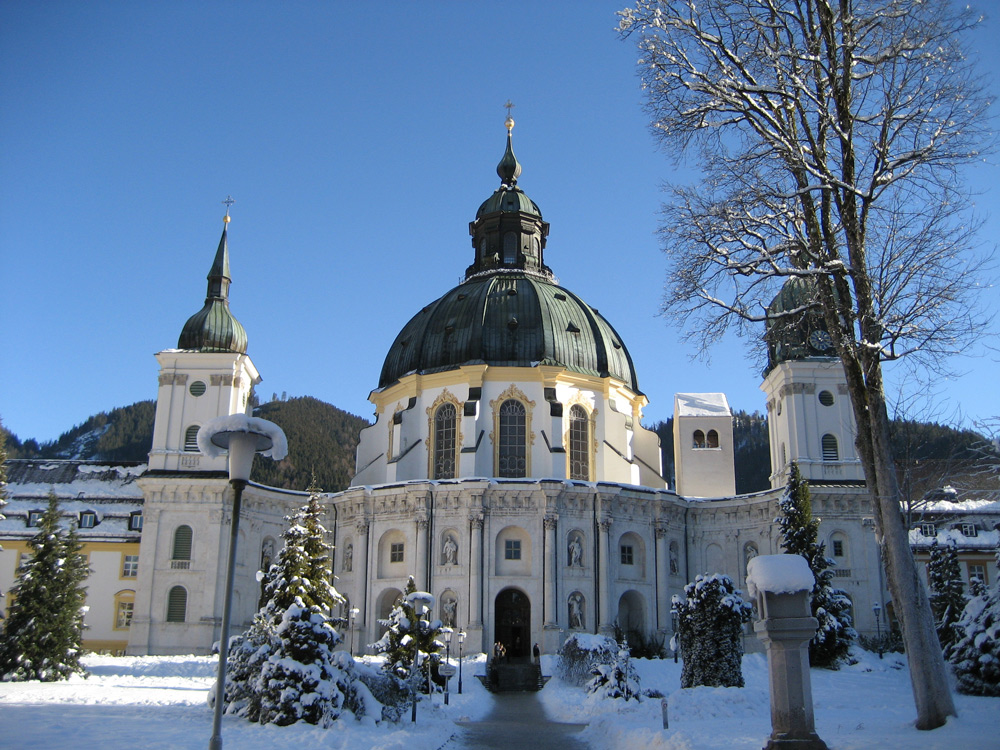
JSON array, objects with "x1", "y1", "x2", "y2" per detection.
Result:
[
  {"x1": 189, "y1": 381, "x2": 207, "y2": 397},
  {"x1": 819, "y1": 390, "x2": 834, "y2": 406}
]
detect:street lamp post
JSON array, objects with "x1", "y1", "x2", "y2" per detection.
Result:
[
  {"x1": 873, "y1": 603, "x2": 883, "y2": 659},
  {"x1": 200, "y1": 416, "x2": 286, "y2": 750},
  {"x1": 458, "y1": 630, "x2": 466, "y2": 694},
  {"x1": 670, "y1": 595, "x2": 681, "y2": 664},
  {"x1": 349, "y1": 606, "x2": 360, "y2": 657},
  {"x1": 442, "y1": 629, "x2": 452, "y2": 705}
]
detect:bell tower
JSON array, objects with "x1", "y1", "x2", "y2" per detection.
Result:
[
  {"x1": 147, "y1": 203, "x2": 261, "y2": 474},
  {"x1": 761, "y1": 278, "x2": 863, "y2": 487}
]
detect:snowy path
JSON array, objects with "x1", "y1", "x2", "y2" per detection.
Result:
[{"x1": 451, "y1": 690, "x2": 589, "y2": 750}]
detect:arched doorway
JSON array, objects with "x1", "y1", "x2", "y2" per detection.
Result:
[{"x1": 494, "y1": 588, "x2": 530, "y2": 660}]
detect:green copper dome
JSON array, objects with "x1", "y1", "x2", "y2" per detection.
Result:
[
  {"x1": 379, "y1": 122, "x2": 639, "y2": 392},
  {"x1": 764, "y1": 276, "x2": 834, "y2": 371},
  {"x1": 178, "y1": 225, "x2": 248, "y2": 354}
]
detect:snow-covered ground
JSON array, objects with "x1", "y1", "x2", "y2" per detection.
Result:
[{"x1": 0, "y1": 649, "x2": 997, "y2": 750}]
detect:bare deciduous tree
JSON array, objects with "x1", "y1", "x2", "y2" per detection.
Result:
[{"x1": 619, "y1": 0, "x2": 994, "y2": 729}]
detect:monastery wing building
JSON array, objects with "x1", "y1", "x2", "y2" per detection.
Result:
[{"x1": 2, "y1": 121, "x2": 997, "y2": 656}]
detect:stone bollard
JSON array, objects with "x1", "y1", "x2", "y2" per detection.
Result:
[{"x1": 747, "y1": 555, "x2": 828, "y2": 750}]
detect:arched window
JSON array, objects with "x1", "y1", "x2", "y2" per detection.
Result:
[
  {"x1": 568, "y1": 405, "x2": 591, "y2": 480},
  {"x1": 503, "y1": 231, "x2": 518, "y2": 264},
  {"x1": 497, "y1": 399, "x2": 527, "y2": 478},
  {"x1": 433, "y1": 402, "x2": 458, "y2": 479},
  {"x1": 822, "y1": 434, "x2": 839, "y2": 461},
  {"x1": 172, "y1": 525, "x2": 193, "y2": 563},
  {"x1": 166, "y1": 586, "x2": 187, "y2": 622},
  {"x1": 693, "y1": 430, "x2": 706, "y2": 448},
  {"x1": 706, "y1": 429, "x2": 719, "y2": 448},
  {"x1": 184, "y1": 425, "x2": 200, "y2": 452}
]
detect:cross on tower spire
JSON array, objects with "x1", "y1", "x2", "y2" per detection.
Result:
[
  {"x1": 222, "y1": 195, "x2": 235, "y2": 224},
  {"x1": 504, "y1": 100, "x2": 515, "y2": 131}
]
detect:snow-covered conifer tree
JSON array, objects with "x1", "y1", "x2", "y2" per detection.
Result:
[
  {"x1": 677, "y1": 574, "x2": 752, "y2": 688},
  {"x1": 946, "y1": 540, "x2": 1000, "y2": 696},
  {"x1": 926, "y1": 539, "x2": 967, "y2": 651},
  {"x1": 221, "y1": 483, "x2": 355, "y2": 725},
  {"x1": 776, "y1": 463, "x2": 856, "y2": 666},
  {"x1": 0, "y1": 491, "x2": 90, "y2": 682},
  {"x1": 370, "y1": 576, "x2": 442, "y2": 691}
]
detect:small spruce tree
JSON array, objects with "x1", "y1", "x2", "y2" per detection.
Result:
[
  {"x1": 776, "y1": 463, "x2": 856, "y2": 667},
  {"x1": 370, "y1": 576, "x2": 443, "y2": 691},
  {"x1": 946, "y1": 540, "x2": 1000, "y2": 696},
  {"x1": 677, "y1": 574, "x2": 753, "y2": 688},
  {"x1": 0, "y1": 491, "x2": 90, "y2": 681},
  {"x1": 927, "y1": 540, "x2": 967, "y2": 652},
  {"x1": 222, "y1": 483, "x2": 354, "y2": 725},
  {"x1": 587, "y1": 639, "x2": 641, "y2": 701}
]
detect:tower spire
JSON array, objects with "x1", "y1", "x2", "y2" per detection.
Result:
[{"x1": 497, "y1": 101, "x2": 522, "y2": 186}]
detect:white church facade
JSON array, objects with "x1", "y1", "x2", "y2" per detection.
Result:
[{"x1": 6, "y1": 121, "x2": 991, "y2": 658}]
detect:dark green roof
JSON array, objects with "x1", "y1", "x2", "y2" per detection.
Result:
[
  {"x1": 178, "y1": 226, "x2": 248, "y2": 354},
  {"x1": 378, "y1": 271, "x2": 640, "y2": 392}
]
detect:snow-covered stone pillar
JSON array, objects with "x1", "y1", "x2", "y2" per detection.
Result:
[
  {"x1": 468, "y1": 513, "x2": 484, "y2": 628},
  {"x1": 543, "y1": 514, "x2": 558, "y2": 626},
  {"x1": 655, "y1": 525, "x2": 669, "y2": 632},
  {"x1": 598, "y1": 515, "x2": 613, "y2": 633},
  {"x1": 747, "y1": 555, "x2": 828, "y2": 750},
  {"x1": 415, "y1": 514, "x2": 429, "y2": 590}
]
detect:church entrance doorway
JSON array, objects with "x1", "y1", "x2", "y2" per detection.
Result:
[{"x1": 494, "y1": 588, "x2": 530, "y2": 660}]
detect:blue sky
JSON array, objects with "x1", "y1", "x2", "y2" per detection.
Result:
[{"x1": 2, "y1": 1, "x2": 998, "y2": 444}]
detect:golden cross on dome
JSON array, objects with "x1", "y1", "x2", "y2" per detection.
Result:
[
  {"x1": 222, "y1": 195, "x2": 235, "y2": 224},
  {"x1": 503, "y1": 99, "x2": 515, "y2": 131}
]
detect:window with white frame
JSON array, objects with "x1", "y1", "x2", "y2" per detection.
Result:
[
  {"x1": 79, "y1": 511, "x2": 97, "y2": 529},
  {"x1": 129, "y1": 512, "x2": 143, "y2": 531},
  {"x1": 968, "y1": 563, "x2": 988, "y2": 586},
  {"x1": 961, "y1": 523, "x2": 978, "y2": 537},
  {"x1": 122, "y1": 554, "x2": 139, "y2": 578},
  {"x1": 26, "y1": 510, "x2": 43, "y2": 527},
  {"x1": 920, "y1": 523, "x2": 937, "y2": 538}
]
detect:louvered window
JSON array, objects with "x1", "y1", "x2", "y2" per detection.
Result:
[
  {"x1": 172, "y1": 525, "x2": 193, "y2": 566},
  {"x1": 497, "y1": 399, "x2": 527, "y2": 478},
  {"x1": 166, "y1": 586, "x2": 187, "y2": 622},
  {"x1": 821, "y1": 434, "x2": 839, "y2": 462},
  {"x1": 568, "y1": 405, "x2": 590, "y2": 481},
  {"x1": 433, "y1": 403, "x2": 457, "y2": 479},
  {"x1": 184, "y1": 425, "x2": 200, "y2": 452}
]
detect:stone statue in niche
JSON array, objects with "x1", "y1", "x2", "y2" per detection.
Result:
[
  {"x1": 442, "y1": 595, "x2": 457, "y2": 628},
  {"x1": 568, "y1": 592, "x2": 584, "y2": 629},
  {"x1": 568, "y1": 534, "x2": 583, "y2": 567},
  {"x1": 669, "y1": 541, "x2": 679, "y2": 576},
  {"x1": 343, "y1": 543, "x2": 353, "y2": 572},
  {"x1": 260, "y1": 538, "x2": 275, "y2": 574},
  {"x1": 442, "y1": 534, "x2": 458, "y2": 565},
  {"x1": 744, "y1": 543, "x2": 758, "y2": 570}
]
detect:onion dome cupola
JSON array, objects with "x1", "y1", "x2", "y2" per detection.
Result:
[
  {"x1": 466, "y1": 115, "x2": 552, "y2": 280},
  {"x1": 177, "y1": 211, "x2": 248, "y2": 354},
  {"x1": 379, "y1": 119, "x2": 639, "y2": 393},
  {"x1": 764, "y1": 276, "x2": 835, "y2": 372}
]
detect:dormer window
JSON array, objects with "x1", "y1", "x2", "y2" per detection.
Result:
[
  {"x1": 960, "y1": 523, "x2": 978, "y2": 538},
  {"x1": 129, "y1": 512, "x2": 144, "y2": 532},
  {"x1": 920, "y1": 523, "x2": 937, "y2": 538},
  {"x1": 79, "y1": 511, "x2": 97, "y2": 529},
  {"x1": 27, "y1": 510, "x2": 44, "y2": 527}
]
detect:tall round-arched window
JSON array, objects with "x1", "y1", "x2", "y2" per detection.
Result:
[
  {"x1": 568, "y1": 405, "x2": 590, "y2": 481},
  {"x1": 822, "y1": 434, "x2": 839, "y2": 462},
  {"x1": 166, "y1": 586, "x2": 187, "y2": 622},
  {"x1": 497, "y1": 399, "x2": 527, "y2": 478},
  {"x1": 172, "y1": 525, "x2": 193, "y2": 561},
  {"x1": 433, "y1": 402, "x2": 458, "y2": 479}
]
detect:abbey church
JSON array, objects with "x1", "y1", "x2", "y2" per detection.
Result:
[{"x1": 4, "y1": 121, "x2": 995, "y2": 657}]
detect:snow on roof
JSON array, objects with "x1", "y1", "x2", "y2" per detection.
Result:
[
  {"x1": 5, "y1": 459, "x2": 146, "y2": 500},
  {"x1": 909, "y1": 526, "x2": 999, "y2": 550},
  {"x1": 746, "y1": 554, "x2": 815, "y2": 598},
  {"x1": 675, "y1": 392, "x2": 731, "y2": 418}
]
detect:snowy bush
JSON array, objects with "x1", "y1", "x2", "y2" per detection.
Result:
[
  {"x1": 586, "y1": 641, "x2": 641, "y2": 701},
  {"x1": 677, "y1": 574, "x2": 753, "y2": 689},
  {"x1": 369, "y1": 576, "x2": 443, "y2": 694},
  {"x1": 557, "y1": 633, "x2": 618, "y2": 686}
]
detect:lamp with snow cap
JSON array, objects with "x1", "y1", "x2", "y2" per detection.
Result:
[{"x1": 200, "y1": 414, "x2": 287, "y2": 750}]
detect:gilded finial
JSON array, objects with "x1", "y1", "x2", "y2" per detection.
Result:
[
  {"x1": 504, "y1": 99, "x2": 515, "y2": 131},
  {"x1": 222, "y1": 195, "x2": 235, "y2": 224}
]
